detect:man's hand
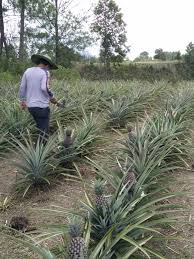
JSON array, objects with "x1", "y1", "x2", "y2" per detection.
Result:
[
  {"x1": 50, "y1": 97, "x2": 58, "y2": 105},
  {"x1": 50, "y1": 97, "x2": 65, "y2": 108},
  {"x1": 20, "y1": 101, "x2": 27, "y2": 110},
  {"x1": 56, "y1": 102, "x2": 65, "y2": 108}
]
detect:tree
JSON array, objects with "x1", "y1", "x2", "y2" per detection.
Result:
[
  {"x1": 154, "y1": 49, "x2": 181, "y2": 61},
  {"x1": 163, "y1": 51, "x2": 181, "y2": 61},
  {"x1": 139, "y1": 51, "x2": 149, "y2": 60},
  {"x1": 57, "y1": 44, "x2": 82, "y2": 67},
  {"x1": 176, "y1": 51, "x2": 181, "y2": 61},
  {"x1": 185, "y1": 42, "x2": 194, "y2": 63},
  {"x1": 27, "y1": 0, "x2": 92, "y2": 64},
  {"x1": 184, "y1": 42, "x2": 194, "y2": 78},
  {"x1": 134, "y1": 51, "x2": 151, "y2": 62},
  {"x1": 54, "y1": 0, "x2": 59, "y2": 63},
  {"x1": 0, "y1": 0, "x2": 8, "y2": 58},
  {"x1": 6, "y1": 0, "x2": 92, "y2": 64},
  {"x1": 91, "y1": 0, "x2": 129, "y2": 68},
  {"x1": 18, "y1": 0, "x2": 25, "y2": 60},
  {"x1": 183, "y1": 42, "x2": 194, "y2": 78},
  {"x1": 154, "y1": 48, "x2": 166, "y2": 61},
  {"x1": 8, "y1": 0, "x2": 38, "y2": 60}
]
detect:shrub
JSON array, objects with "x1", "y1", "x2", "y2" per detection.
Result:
[
  {"x1": 52, "y1": 66, "x2": 81, "y2": 81},
  {"x1": 79, "y1": 62, "x2": 188, "y2": 82},
  {"x1": 0, "y1": 72, "x2": 16, "y2": 83}
]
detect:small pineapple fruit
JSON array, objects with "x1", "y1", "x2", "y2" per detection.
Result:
[
  {"x1": 68, "y1": 217, "x2": 87, "y2": 259},
  {"x1": 64, "y1": 128, "x2": 74, "y2": 149},
  {"x1": 94, "y1": 180, "x2": 108, "y2": 208},
  {"x1": 9, "y1": 216, "x2": 29, "y2": 232},
  {"x1": 123, "y1": 170, "x2": 136, "y2": 188},
  {"x1": 126, "y1": 124, "x2": 135, "y2": 141}
]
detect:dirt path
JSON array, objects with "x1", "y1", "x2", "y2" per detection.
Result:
[
  {"x1": 0, "y1": 155, "x2": 93, "y2": 259},
  {"x1": 174, "y1": 171, "x2": 194, "y2": 258}
]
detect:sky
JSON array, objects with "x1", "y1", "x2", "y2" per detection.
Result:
[{"x1": 79, "y1": 0, "x2": 194, "y2": 59}]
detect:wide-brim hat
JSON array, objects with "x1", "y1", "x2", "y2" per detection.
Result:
[{"x1": 31, "y1": 54, "x2": 58, "y2": 70}]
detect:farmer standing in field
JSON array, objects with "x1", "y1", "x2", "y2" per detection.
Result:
[{"x1": 19, "y1": 54, "x2": 62, "y2": 137}]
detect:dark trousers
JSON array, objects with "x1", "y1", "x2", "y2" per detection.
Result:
[{"x1": 28, "y1": 107, "x2": 50, "y2": 137}]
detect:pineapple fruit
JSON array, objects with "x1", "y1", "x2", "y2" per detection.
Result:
[
  {"x1": 9, "y1": 216, "x2": 29, "y2": 232},
  {"x1": 68, "y1": 217, "x2": 87, "y2": 259},
  {"x1": 123, "y1": 169, "x2": 137, "y2": 199},
  {"x1": 94, "y1": 179, "x2": 108, "y2": 208},
  {"x1": 123, "y1": 170, "x2": 136, "y2": 188},
  {"x1": 64, "y1": 128, "x2": 74, "y2": 149}
]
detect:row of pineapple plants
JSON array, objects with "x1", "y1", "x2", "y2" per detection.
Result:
[
  {"x1": 7, "y1": 110, "x2": 102, "y2": 196},
  {"x1": 65, "y1": 88, "x2": 193, "y2": 258},
  {"x1": 0, "y1": 80, "x2": 162, "y2": 143},
  {"x1": 0, "y1": 80, "x2": 163, "y2": 196},
  {"x1": 2, "y1": 87, "x2": 194, "y2": 258}
]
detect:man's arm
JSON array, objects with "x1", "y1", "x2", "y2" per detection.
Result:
[
  {"x1": 19, "y1": 72, "x2": 27, "y2": 109},
  {"x1": 41, "y1": 71, "x2": 62, "y2": 107},
  {"x1": 41, "y1": 70, "x2": 55, "y2": 98}
]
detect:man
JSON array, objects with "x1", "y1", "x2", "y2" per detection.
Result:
[{"x1": 19, "y1": 54, "x2": 62, "y2": 137}]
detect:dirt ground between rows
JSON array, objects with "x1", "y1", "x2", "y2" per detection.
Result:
[
  {"x1": 1, "y1": 132, "x2": 194, "y2": 259},
  {"x1": 0, "y1": 154, "x2": 95, "y2": 258}
]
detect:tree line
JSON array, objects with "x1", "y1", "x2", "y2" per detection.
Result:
[
  {"x1": 1, "y1": 0, "x2": 194, "y2": 73},
  {"x1": 134, "y1": 44, "x2": 194, "y2": 63},
  {"x1": 0, "y1": 0, "x2": 129, "y2": 69}
]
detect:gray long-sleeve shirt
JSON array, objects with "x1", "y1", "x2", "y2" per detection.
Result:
[{"x1": 19, "y1": 67, "x2": 54, "y2": 108}]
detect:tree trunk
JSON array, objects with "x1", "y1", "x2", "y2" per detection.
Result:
[
  {"x1": 0, "y1": 0, "x2": 8, "y2": 58},
  {"x1": 0, "y1": 0, "x2": 4, "y2": 56},
  {"x1": 54, "y1": 0, "x2": 59, "y2": 63},
  {"x1": 19, "y1": 0, "x2": 25, "y2": 60}
]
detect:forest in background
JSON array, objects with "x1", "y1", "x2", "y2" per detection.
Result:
[{"x1": 1, "y1": 0, "x2": 194, "y2": 81}]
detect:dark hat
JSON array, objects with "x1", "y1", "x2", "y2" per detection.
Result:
[{"x1": 31, "y1": 54, "x2": 58, "y2": 70}]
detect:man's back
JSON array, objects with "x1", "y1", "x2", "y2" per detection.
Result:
[
  {"x1": 19, "y1": 67, "x2": 51, "y2": 108},
  {"x1": 19, "y1": 54, "x2": 60, "y2": 137}
]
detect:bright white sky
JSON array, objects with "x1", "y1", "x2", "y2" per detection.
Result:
[{"x1": 79, "y1": 0, "x2": 194, "y2": 59}]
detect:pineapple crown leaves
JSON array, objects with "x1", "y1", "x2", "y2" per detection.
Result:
[
  {"x1": 68, "y1": 216, "x2": 84, "y2": 238},
  {"x1": 57, "y1": 121, "x2": 75, "y2": 142},
  {"x1": 65, "y1": 127, "x2": 75, "y2": 138},
  {"x1": 92, "y1": 179, "x2": 107, "y2": 196},
  {"x1": 116, "y1": 156, "x2": 135, "y2": 176},
  {"x1": 57, "y1": 120, "x2": 65, "y2": 143}
]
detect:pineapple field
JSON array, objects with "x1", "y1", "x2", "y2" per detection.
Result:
[{"x1": 1, "y1": 79, "x2": 194, "y2": 258}]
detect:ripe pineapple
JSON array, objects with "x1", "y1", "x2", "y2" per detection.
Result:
[
  {"x1": 123, "y1": 170, "x2": 136, "y2": 188},
  {"x1": 94, "y1": 180, "x2": 108, "y2": 208},
  {"x1": 68, "y1": 218, "x2": 87, "y2": 259}
]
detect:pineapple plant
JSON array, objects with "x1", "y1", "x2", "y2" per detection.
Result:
[
  {"x1": 93, "y1": 179, "x2": 108, "y2": 208},
  {"x1": 68, "y1": 217, "x2": 87, "y2": 259}
]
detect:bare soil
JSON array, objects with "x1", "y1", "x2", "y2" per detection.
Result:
[{"x1": 0, "y1": 155, "x2": 93, "y2": 259}]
